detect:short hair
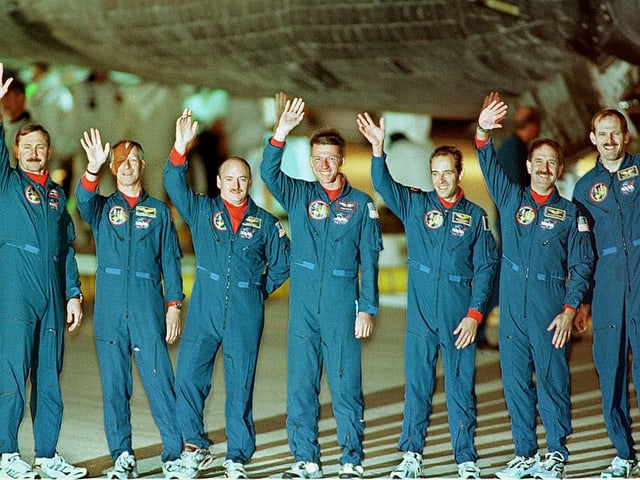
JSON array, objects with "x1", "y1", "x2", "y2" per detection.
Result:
[
  {"x1": 528, "y1": 138, "x2": 563, "y2": 164},
  {"x1": 15, "y1": 123, "x2": 50, "y2": 148},
  {"x1": 110, "y1": 140, "x2": 144, "y2": 162},
  {"x1": 591, "y1": 108, "x2": 628, "y2": 135},
  {"x1": 218, "y1": 156, "x2": 252, "y2": 178},
  {"x1": 7, "y1": 78, "x2": 26, "y2": 96},
  {"x1": 430, "y1": 145, "x2": 463, "y2": 173},
  {"x1": 309, "y1": 128, "x2": 346, "y2": 158}
]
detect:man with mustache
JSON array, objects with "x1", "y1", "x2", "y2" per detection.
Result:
[
  {"x1": 357, "y1": 112, "x2": 497, "y2": 479},
  {"x1": 261, "y1": 96, "x2": 382, "y2": 479},
  {"x1": 572, "y1": 109, "x2": 640, "y2": 478},
  {"x1": 76, "y1": 130, "x2": 188, "y2": 479},
  {"x1": 475, "y1": 92, "x2": 593, "y2": 479},
  {"x1": 0, "y1": 64, "x2": 86, "y2": 480},
  {"x1": 164, "y1": 109, "x2": 290, "y2": 479}
]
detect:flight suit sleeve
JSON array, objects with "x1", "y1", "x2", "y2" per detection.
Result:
[
  {"x1": 357, "y1": 199, "x2": 383, "y2": 315},
  {"x1": 370, "y1": 154, "x2": 413, "y2": 220},
  {"x1": 260, "y1": 140, "x2": 303, "y2": 212},
  {"x1": 264, "y1": 218, "x2": 291, "y2": 294},
  {"x1": 163, "y1": 152, "x2": 201, "y2": 225},
  {"x1": 63, "y1": 211, "x2": 82, "y2": 300},
  {"x1": 469, "y1": 212, "x2": 498, "y2": 314},
  {"x1": 475, "y1": 138, "x2": 521, "y2": 211},
  {"x1": 0, "y1": 122, "x2": 12, "y2": 191},
  {"x1": 563, "y1": 210, "x2": 594, "y2": 308},
  {"x1": 75, "y1": 177, "x2": 105, "y2": 229},
  {"x1": 160, "y1": 207, "x2": 184, "y2": 303}
]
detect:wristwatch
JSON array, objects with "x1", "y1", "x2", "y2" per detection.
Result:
[
  {"x1": 169, "y1": 301, "x2": 183, "y2": 310},
  {"x1": 71, "y1": 293, "x2": 84, "y2": 303}
]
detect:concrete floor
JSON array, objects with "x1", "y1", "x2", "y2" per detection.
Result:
[{"x1": 15, "y1": 295, "x2": 635, "y2": 478}]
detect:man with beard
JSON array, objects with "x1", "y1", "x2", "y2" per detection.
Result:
[
  {"x1": 573, "y1": 109, "x2": 640, "y2": 478},
  {"x1": 76, "y1": 129, "x2": 189, "y2": 479},
  {"x1": 475, "y1": 92, "x2": 593, "y2": 479},
  {"x1": 0, "y1": 64, "x2": 86, "y2": 480}
]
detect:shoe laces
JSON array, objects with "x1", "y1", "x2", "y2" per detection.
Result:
[
  {"x1": 508, "y1": 455, "x2": 537, "y2": 469},
  {"x1": 2, "y1": 454, "x2": 33, "y2": 476},
  {"x1": 541, "y1": 452, "x2": 565, "y2": 471},
  {"x1": 115, "y1": 452, "x2": 136, "y2": 472},
  {"x1": 609, "y1": 457, "x2": 637, "y2": 474},
  {"x1": 458, "y1": 461, "x2": 480, "y2": 478},
  {"x1": 223, "y1": 460, "x2": 247, "y2": 478}
]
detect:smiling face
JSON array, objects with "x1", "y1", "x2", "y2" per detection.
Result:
[
  {"x1": 16, "y1": 129, "x2": 50, "y2": 174},
  {"x1": 590, "y1": 114, "x2": 629, "y2": 164},
  {"x1": 431, "y1": 153, "x2": 463, "y2": 203},
  {"x1": 310, "y1": 144, "x2": 344, "y2": 189},
  {"x1": 217, "y1": 157, "x2": 252, "y2": 206},
  {"x1": 527, "y1": 143, "x2": 563, "y2": 195}
]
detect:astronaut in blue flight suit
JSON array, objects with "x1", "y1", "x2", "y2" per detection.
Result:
[
  {"x1": 261, "y1": 97, "x2": 382, "y2": 480},
  {"x1": 476, "y1": 93, "x2": 593, "y2": 479},
  {"x1": 0, "y1": 67, "x2": 87, "y2": 480},
  {"x1": 164, "y1": 109, "x2": 290, "y2": 480},
  {"x1": 76, "y1": 129, "x2": 188, "y2": 479},
  {"x1": 573, "y1": 108, "x2": 640, "y2": 479},
  {"x1": 357, "y1": 112, "x2": 498, "y2": 480}
]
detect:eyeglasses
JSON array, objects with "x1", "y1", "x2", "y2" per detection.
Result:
[{"x1": 311, "y1": 156, "x2": 341, "y2": 166}]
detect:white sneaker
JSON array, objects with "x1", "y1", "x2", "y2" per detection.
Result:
[
  {"x1": 223, "y1": 460, "x2": 248, "y2": 479},
  {"x1": 106, "y1": 452, "x2": 138, "y2": 479},
  {"x1": 535, "y1": 452, "x2": 565, "y2": 479},
  {"x1": 496, "y1": 454, "x2": 540, "y2": 479},
  {"x1": 34, "y1": 453, "x2": 88, "y2": 479},
  {"x1": 458, "y1": 461, "x2": 480, "y2": 479},
  {"x1": 390, "y1": 451, "x2": 423, "y2": 479},
  {"x1": 163, "y1": 457, "x2": 198, "y2": 479},
  {"x1": 601, "y1": 457, "x2": 639, "y2": 478},
  {"x1": 339, "y1": 463, "x2": 364, "y2": 479},
  {"x1": 180, "y1": 446, "x2": 214, "y2": 471},
  {"x1": 283, "y1": 461, "x2": 323, "y2": 479},
  {"x1": 0, "y1": 453, "x2": 37, "y2": 479}
]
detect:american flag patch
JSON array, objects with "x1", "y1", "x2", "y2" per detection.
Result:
[
  {"x1": 367, "y1": 202, "x2": 379, "y2": 219},
  {"x1": 577, "y1": 216, "x2": 590, "y2": 232}
]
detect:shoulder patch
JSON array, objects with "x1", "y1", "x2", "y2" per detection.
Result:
[{"x1": 367, "y1": 202, "x2": 379, "y2": 219}]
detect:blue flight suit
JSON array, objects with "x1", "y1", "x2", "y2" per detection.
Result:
[
  {"x1": 261, "y1": 140, "x2": 383, "y2": 466},
  {"x1": 0, "y1": 124, "x2": 82, "y2": 458},
  {"x1": 371, "y1": 154, "x2": 497, "y2": 463},
  {"x1": 75, "y1": 181, "x2": 184, "y2": 463},
  {"x1": 163, "y1": 151, "x2": 290, "y2": 464},
  {"x1": 573, "y1": 152, "x2": 640, "y2": 461},
  {"x1": 476, "y1": 139, "x2": 593, "y2": 460}
]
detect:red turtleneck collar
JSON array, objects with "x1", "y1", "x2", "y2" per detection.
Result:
[
  {"x1": 438, "y1": 188, "x2": 463, "y2": 209},
  {"x1": 222, "y1": 198, "x2": 248, "y2": 233},
  {"x1": 24, "y1": 170, "x2": 49, "y2": 188}
]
